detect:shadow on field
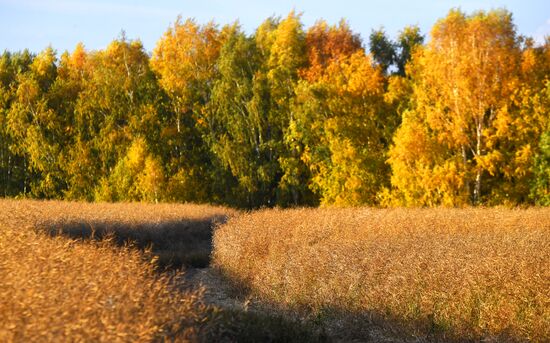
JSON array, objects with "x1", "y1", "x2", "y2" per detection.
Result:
[
  {"x1": 319, "y1": 306, "x2": 522, "y2": 342},
  {"x1": 215, "y1": 274, "x2": 526, "y2": 343},
  {"x1": 43, "y1": 217, "x2": 226, "y2": 269},
  {"x1": 40, "y1": 219, "x2": 515, "y2": 342},
  {"x1": 204, "y1": 309, "x2": 329, "y2": 343},
  {"x1": 41, "y1": 217, "x2": 527, "y2": 342},
  {"x1": 43, "y1": 218, "x2": 329, "y2": 342}
]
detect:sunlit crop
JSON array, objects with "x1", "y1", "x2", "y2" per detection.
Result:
[
  {"x1": 214, "y1": 207, "x2": 550, "y2": 341},
  {"x1": 0, "y1": 199, "x2": 236, "y2": 342}
]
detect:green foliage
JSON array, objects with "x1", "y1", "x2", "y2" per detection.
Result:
[
  {"x1": 0, "y1": 10, "x2": 548, "y2": 208},
  {"x1": 369, "y1": 26, "x2": 424, "y2": 76},
  {"x1": 5, "y1": 47, "x2": 66, "y2": 199},
  {"x1": 73, "y1": 37, "x2": 166, "y2": 200},
  {"x1": 292, "y1": 51, "x2": 392, "y2": 206},
  {"x1": 369, "y1": 28, "x2": 396, "y2": 74},
  {"x1": 264, "y1": 11, "x2": 313, "y2": 206},
  {"x1": 206, "y1": 25, "x2": 274, "y2": 207},
  {"x1": 0, "y1": 51, "x2": 33, "y2": 196},
  {"x1": 532, "y1": 131, "x2": 550, "y2": 205},
  {"x1": 395, "y1": 26, "x2": 424, "y2": 76},
  {"x1": 531, "y1": 83, "x2": 550, "y2": 205}
]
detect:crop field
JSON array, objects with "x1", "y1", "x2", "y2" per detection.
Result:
[
  {"x1": 214, "y1": 207, "x2": 550, "y2": 342},
  {"x1": 0, "y1": 199, "x2": 238, "y2": 268},
  {"x1": 0, "y1": 200, "x2": 233, "y2": 342},
  {"x1": 1, "y1": 200, "x2": 549, "y2": 342},
  {"x1": 0, "y1": 200, "x2": 325, "y2": 342}
]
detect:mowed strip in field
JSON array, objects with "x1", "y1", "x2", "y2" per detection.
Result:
[
  {"x1": 0, "y1": 200, "x2": 239, "y2": 342},
  {"x1": 213, "y1": 208, "x2": 550, "y2": 342}
]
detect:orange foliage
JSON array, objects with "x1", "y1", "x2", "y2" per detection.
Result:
[{"x1": 301, "y1": 20, "x2": 363, "y2": 81}]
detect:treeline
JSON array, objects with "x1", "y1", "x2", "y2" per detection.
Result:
[{"x1": 0, "y1": 9, "x2": 549, "y2": 207}]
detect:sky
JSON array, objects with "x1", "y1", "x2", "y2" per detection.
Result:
[{"x1": 0, "y1": 0, "x2": 549, "y2": 54}]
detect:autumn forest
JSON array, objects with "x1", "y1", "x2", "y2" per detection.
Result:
[{"x1": 1, "y1": 9, "x2": 549, "y2": 208}]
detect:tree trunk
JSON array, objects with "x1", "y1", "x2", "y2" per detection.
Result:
[
  {"x1": 473, "y1": 120, "x2": 483, "y2": 205},
  {"x1": 461, "y1": 145, "x2": 471, "y2": 202},
  {"x1": 474, "y1": 169, "x2": 482, "y2": 205}
]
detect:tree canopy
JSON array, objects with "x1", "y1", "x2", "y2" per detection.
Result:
[{"x1": 0, "y1": 9, "x2": 548, "y2": 207}]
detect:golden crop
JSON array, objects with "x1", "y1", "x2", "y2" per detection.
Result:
[
  {"x1": 0, "y1": 199, "x2": 238, "y2": 268},
  {"x1": 213, "y1": 207, "x2": 550, "y2": 341},
  {"x1": 0, "y1": 199, "x2": 236, "y2": 342},
  {"x1": 3, "y1": 200, "x2": 549, "y2": 341}
]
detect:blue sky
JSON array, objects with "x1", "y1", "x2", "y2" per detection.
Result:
[{"x1": 1, "y1": 0, "x2": 549, "y2": 54}]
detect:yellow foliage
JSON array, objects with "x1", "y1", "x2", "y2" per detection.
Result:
[
  {"x1": 30, "y1": 46, "x2": 56, "y2": 79},
  {"x1": 388, "y1": 9, "x2": 545, "y2": 205},
  {"x1": 151, "y1": 18, "x2": 222, "y2": 108},
  {"x1": 69, "y1": 42, "x2": 87, "y2": 74},
  {"x1": 126, "y1": 137, "x2": 147, "y2": 172},
  {"x1": 137, "y1": 156, "x2": 165, "y2": 203},
  {"x1": 295, "y1": 49, "x2": 388, "y2": 206}
]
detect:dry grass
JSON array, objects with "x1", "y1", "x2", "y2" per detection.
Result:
[
  {"x1": 213, "y1": 207, "x2": 550, "y2": 341},
  {"x1": 0, "y1": 199, "x2": 323, "y2": 342},
  {"x1": 0, "y1": 199, "x2": 238, "y2": 268},
  {"x1": 0, "y1": 199, "x2": 234, "y2": 342},
  {"x1": 0, "y1": 225, "x2": 213, "y2": 342},
  {"x1": 5, "y1": 200, "x2": 548, "y2": 341}
]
